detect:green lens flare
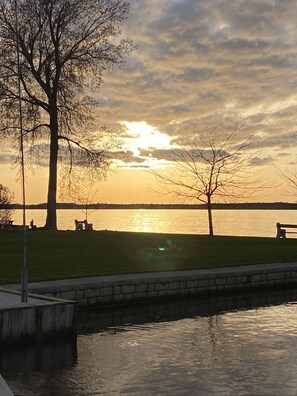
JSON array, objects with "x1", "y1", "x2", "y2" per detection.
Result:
[{"x1": 158, "y1": 247, "x2": 165, "y2": 251}]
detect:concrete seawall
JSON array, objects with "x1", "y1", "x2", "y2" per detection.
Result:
[
  {"x1": 7, "y1": 262, "x2": 297, "y2": 308},
  {"x1": 0, "y1": 288, "x2": 76, "y2": 345}
]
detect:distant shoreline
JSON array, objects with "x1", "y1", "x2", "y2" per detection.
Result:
[{"x1": 11, "y1": 202, "x2": 297, "y2": 210}]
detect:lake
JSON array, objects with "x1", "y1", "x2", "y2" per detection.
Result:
[
  {"x1": 13, "y1": 208, "x2": 297, "y2": 237},
  {"x1": 3, "y1": 287, "x2": 297, "y2": 395}
]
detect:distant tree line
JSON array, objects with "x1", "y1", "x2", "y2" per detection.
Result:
[{"x1": 10, "y1": 202, "x2": 297, "y2": 210}]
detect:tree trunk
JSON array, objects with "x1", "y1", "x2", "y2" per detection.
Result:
[
  {"x1": 207, "y1": 194, "x2": 214, "y2": 236},
  {"x1": 44, "y1": 103, "x2": 59, "y2": 230}
]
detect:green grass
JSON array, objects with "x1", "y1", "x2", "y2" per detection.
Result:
[{"x1": 1, "y1": 230, "x2": 297, "y2": 284}]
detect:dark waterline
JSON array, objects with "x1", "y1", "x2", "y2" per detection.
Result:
[{"x1": 3, "y1": 287, "x2": 297, "y2": 395}]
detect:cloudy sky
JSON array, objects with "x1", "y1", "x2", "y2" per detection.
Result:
[{"x1": 2, "y1": 0, "x2": 297, "y2": 204}]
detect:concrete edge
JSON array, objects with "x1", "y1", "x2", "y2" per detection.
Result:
[
  {"x1": 0, "y1": 287, "x2": 77, "y2": 312},
  {"x1": 0, "y1": 375, "x2": 14, "y2": 396}
]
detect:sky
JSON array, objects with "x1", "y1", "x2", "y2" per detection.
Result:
[{"x1": 2, "y1": 0, "x2": 297, "y2": 204}]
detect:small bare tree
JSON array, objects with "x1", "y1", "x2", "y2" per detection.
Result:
[
  {"x1": 152, "y1": 125, "x2": 262, "y2": 236},
  {"x1": 71, "y1": 185, "x2": 98, "y2": 222},
  {"x1": 0, "y1": 184, "x2": 14, "y2": 223}
]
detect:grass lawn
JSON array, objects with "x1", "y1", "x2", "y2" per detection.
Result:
[{"x1": 1, "y1": 229, "x2": 297, "y2": 284}]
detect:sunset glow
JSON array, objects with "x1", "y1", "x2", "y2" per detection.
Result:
[
  {"x1": 118, "y1": 121, "x2": 173, "y2": 170},
  {"x1": 122, "y1": 121, "x2": 172, "y2": 156},
  {"x1": 1, "y1": 1, "x2": 297, "y2": 204}
]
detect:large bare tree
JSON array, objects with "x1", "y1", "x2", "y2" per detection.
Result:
[
  {"x1": 153, "y1": 125, "x2": 262, "y2": 236},
  {"x1": 0, "y1": 0, "x2": 132, "y2": 229}
]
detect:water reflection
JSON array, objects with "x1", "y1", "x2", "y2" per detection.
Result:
[
  {"x1": 77, "y1": 286, "x2": 297, "y2": 334},
  {"x1": 1, "y1": 338, "x2": 77, "y2": 396},
  {"x1": 0, "y1": 337, "x2": 77, "y2": 373},
  {"x1": 4, "y1": 287, "x2": 297, "y2": 395}
]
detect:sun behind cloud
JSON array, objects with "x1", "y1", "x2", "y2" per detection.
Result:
[{"x1": 122, "y1": 120, "x2": 172, "y2": 155}]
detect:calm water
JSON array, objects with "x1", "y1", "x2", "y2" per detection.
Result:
[
  {"x1": 3, "y1": 289, "x2": 297, "y2": 395},
  {"x1": 13, "y1": 209, "x2": 297, "y2": 237}
]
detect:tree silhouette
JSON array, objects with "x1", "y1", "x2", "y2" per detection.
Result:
[
  {"x1": 0, "y1": 183, "x2": 14, "y2": 223},
  {"x1": 152, "y1": 125, "x2": 262, "y2": 236},
  {"x1": 0, "y1": 0, "x2": 132, "y2": 229}
]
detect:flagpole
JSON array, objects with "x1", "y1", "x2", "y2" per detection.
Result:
[{"x1": 14, "y1": 0, "x2": 28, "y2": 303}]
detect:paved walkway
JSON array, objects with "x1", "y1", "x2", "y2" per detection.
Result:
[{"x1": 4, "y1": 261, "x2": 297, "y2": 292}]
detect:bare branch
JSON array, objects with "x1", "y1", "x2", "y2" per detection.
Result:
[
  {"x1": 0, "y1": 0, "x2": 132, "y2": 229},
  {"x1": 152, "y1": 124, "x2": 265, "y2": 235}
]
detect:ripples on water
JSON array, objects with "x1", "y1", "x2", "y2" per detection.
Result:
[{"x1": 3, "y1": 288, "x2": 297, "y2": 395}]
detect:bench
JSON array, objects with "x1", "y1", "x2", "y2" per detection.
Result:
[
  {"x1": 75, "y1": 219, "x2": 93, "y2": 231},
  {"x1": 276, "y1": 223, "x2": 297, "y2": 238}
]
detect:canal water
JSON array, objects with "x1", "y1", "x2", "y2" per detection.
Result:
[{"x1": 2, "y1": 288, "x2": 297, "y2": 395}]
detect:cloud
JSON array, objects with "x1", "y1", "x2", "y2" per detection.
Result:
[
  {"x1": 93, "y1": 0, "x2": 297, "y2": 161},
  {"x1": 3, "y1": 0, "x2": 297, "y2": 176},
  {"x1": 251, "y1": 156, "x2": 274, "y2": 166},
  {"x1": 114, "y1": 150, "x2": 147, "y2": 164},
  {"x1": 0, "y1": 153, "x2": 13, "y2": 165}
]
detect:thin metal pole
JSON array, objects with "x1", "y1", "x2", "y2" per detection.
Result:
[{"x1": 14, "y1": 0, "x2": 28, "y2": 303}]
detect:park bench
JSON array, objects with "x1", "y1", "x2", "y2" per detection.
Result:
[
  {"x1": 276, "y1": 222, "x2": 297, "y2": 238},
  {"x1": 75, "y1": 219, "x2": 93, "y2": 231}
]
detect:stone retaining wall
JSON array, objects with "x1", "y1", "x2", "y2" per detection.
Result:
[{"x1": 21, "y1": 262, "x2": 297, "y2": 308}]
